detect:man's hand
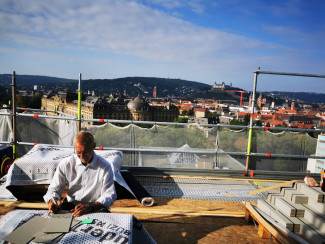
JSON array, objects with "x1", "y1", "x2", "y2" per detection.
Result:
[
  {"x1": 70, "y1": 203, "x2": 92, "y2": 217},
  {"x1": 48, "y1": 197, "x2": 61, "y2": 214}
]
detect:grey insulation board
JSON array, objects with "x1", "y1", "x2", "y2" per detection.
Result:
[
  {"x1": 296, "y1": 183, "x2": 324, "y2": 203},
  {"x1": 257, "y1": 199, "x2": 276, "y2": 216},
  {"x1": 301, "y1": 204, "x2": 325, "y2": 234},
  {"x1": 275, "y1": 197, "x2": 305, "y2": 217},
  {"x1": 257, "y1": 199, "x2": 294, "y2": 231},
  {"x1": 305, "y1": 199, "x2": 325, "y2": 214},
  {"x1": 282, "y1": 189, "x2": 308, "y2": 204},
  {"x1": 266, "y1": 193, "x2": 282, "y2": 205},
  {"x1": 42, "y1": 213, "x2": 73, "y2": 233},
  {"x1": 2, "y1": 216, "x2": 45, "y2": 244},
  {"x1": 298, "y1": 217, "x2": 325, "y2": 244},
  {"x1": 274, "y1": 197, "x2": 295, "y2": 217},
  {"x1": 33, "y1": 219, "x2": 81, "y2": 243}
]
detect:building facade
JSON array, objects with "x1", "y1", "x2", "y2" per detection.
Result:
[{"x1": 42, "y1": 92, "x2": 179, "y2": 122}]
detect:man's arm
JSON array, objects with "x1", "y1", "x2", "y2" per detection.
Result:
[
  {"x1": 43, "y1": 162, "x2": 66, "y2": 213},
  {"x1": 96, "y1": 163, "x2": 117, "y2": 208},
  {"x1": 70, "y1": 201, "x2": 105, "y2": 217}
]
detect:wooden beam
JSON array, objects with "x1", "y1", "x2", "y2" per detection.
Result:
[
  {"x1": 0, "y1": 201, "x2": 245, "y2": 217},
  {"x1": 0, "y1": 201, "x2": 48, "y2": 209},
  {"x1": 249, "y1": 180, "x2": 303, "y2": 195},
  {"x1": 136, "y1": 174, "x2": 286, "y2": 183},
  {"x1": 110, "y1": 207, "x2": 245, "y2": 217},
  {"x1": 245, "y1": 202, "x2": 296, "y2": 244}
]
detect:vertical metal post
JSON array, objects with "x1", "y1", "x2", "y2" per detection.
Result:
[
  {"x1": 11, "y1": 71, "x2": 17, "y2": 158},
  {"x1": 245, "y1": 69, "x2": 259, "y2": 172},
  {"x1": 78, "y1": 73, "x2": 82, "y2": 132}
]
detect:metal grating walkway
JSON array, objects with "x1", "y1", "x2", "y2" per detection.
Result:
[{"x1": 135, "y1": 176, "x2": 284, "y2": 202}]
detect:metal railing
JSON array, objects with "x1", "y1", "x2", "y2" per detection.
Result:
[{"x1": 1, "y1": 70, "x2": 325, "y2": 175}]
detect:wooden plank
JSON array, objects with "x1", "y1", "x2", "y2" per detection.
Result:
[
  {"x1": 258, "y1": 224, "x2": 270, "y2": 239},
  {"x1": 137, "y1": 174, "x2": 286, "y2": 183},
  {"x1": 245, "y1": 202, "x2": 298, "y2": 244},
  {"x1": 111, "y1": 207, "x2": 245, "y2": 217},
  {"x1": 249, "y1": 180, "x2": 302, "y2": 195},
  {"x1": 257, "y1": 200, "x2": 294, "y2": 232},
  {"x1": 0, "y1": 201, "x2": 245, "y2": 217},
  {"x1": 0, "y1": 201, "x2": 48, "y2": 209}
]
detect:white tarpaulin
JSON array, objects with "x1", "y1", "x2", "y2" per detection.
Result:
[
  {"x1": 0, "y1": 210, "x2": 156, "y2": 244},
  {"x1": 5, "y1": 144, "x2": 154, "y2": 207}
]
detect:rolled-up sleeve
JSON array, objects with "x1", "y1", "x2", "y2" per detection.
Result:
[{"x1": 96, "y1": 163, "x2": 116, "y2": 208}]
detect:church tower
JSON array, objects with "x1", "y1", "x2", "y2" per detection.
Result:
[
  {"x1": 153, "y1": 86, "x2": 157, "y2": 98},
  {"x1": 257, "y1": 93, "x2": 262, "y2": 109},
  {"x1": 249, "y1": 93, "x2": 252, "y2": 108}
]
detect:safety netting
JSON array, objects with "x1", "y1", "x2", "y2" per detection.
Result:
[
  {"x1": 0, "y1": 110, "x2": 12, "y2": 143},
  {"x1": 0, "y1": 110, "x2": 77, "y2": 156},
  {"x1": 0, "y1": 112, "x2": 318, "y2": 172}
]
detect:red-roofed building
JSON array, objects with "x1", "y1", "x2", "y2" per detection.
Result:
[
  {"x1": 254, "y1": 114, "x2": 273, "y2": 122},
  {"x1": 238, "y1": 112, "x2": 250, "y2": 117},
  {"x1": 272, "y1": 113, "x2": 291, "y2": 120},
  {"x1": 180, "y1": 104, "x2": 192, "y2": 113},
  {"x1": 263, "y1": 119, "x2": 285, "y2": 127},
  {"x1": 276, "y1": 109, "x2": 297, "y2": 114},
  {"x1": 289, "y1": 123, "x2": 314, "y2": 129},
  {"x1": 194, "y1": 108, "x2": 210, "y2": 118}
]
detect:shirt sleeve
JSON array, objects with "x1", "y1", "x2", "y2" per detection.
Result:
[
  {"x1": 95, "y1": 162, "x2": 117, "y2": 208},
  {"x1": 43, "y1": 160, "x2": 67, "y2": 203}
]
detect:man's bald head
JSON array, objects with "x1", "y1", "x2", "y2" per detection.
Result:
[
  {"x1": 74, "y1": 131, "x2": 96, "y2": 165},
  {"x1": 74, "y1": 131, "x2": 95, "y2": 146}
]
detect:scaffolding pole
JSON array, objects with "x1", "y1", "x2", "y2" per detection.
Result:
[
  {"x1": 78, "y1": 73, "x2": 82, "y2": 132},
  {"x1": 245, "y1": 69, "x2": 258, "y2": 173},
  {"x1": 11, "y1": 71, "x2": 17, "y2": 159}
]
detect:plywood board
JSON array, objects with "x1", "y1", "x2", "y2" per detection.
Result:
[
  {"x1": 2, "y1": 216, "x2": 46, "y2": 244},
  {"x1": 42, "y1": 213, "x2": 73, "y2": 233},
  {"x1": 33, "y1": 218, "x2": 81, "y2": 243}
]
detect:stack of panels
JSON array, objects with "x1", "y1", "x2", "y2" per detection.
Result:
[{"x1": 257, "y1": 182, "x2": 325, "y2": 244}]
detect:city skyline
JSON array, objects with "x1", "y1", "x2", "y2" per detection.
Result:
[{"x1": 0, "y1": 0, "x2": 325, "y2": 93}]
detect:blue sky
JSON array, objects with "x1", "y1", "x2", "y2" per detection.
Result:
[{"x1": 0, "y1": 0, "x2": 324, "y2": 93}]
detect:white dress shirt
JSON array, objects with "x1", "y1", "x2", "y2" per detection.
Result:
[{"x1": 43, "y1": 152, "x2": 116, "y2": 208}]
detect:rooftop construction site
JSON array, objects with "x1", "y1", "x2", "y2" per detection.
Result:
[{"x1": 0, "y1": 69, "x2": 325, "y2": 243}]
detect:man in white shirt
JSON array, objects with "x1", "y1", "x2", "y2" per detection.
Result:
[{"x1": 43, "y1": 131, "x2": 116, "y2": 217}]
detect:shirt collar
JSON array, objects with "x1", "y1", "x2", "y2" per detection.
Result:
[{"x1": 75, "y1": 152, "x2": 98, "y2": 168}]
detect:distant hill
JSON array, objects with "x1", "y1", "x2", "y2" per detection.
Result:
[
  {"x1": 0, "y1": 74, "x2": 212, "y2": 97},
  {"x1": 0, "y1": 74, "x2": 77, "y2": 87},
  {"x1": 0, "y1": 74, "x2": 324, "y2": 103},
  {"x1": 80, "y1": 77, "x2": 211, "y2": 97},
  {"x1": 263, "y1": 91, "x2": 325, "y2": 104}
]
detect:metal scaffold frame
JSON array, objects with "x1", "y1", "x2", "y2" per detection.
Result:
[
  {"x1": 245, "y1": 69, "x2": 325, "y2": 173},
  {"x1": 0, "y1": 70, "x2": 325, "y2": 171}
]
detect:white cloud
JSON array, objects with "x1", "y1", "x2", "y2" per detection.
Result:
[
  {"x1": 0, "y1": 0, "x2": 324, "y2": 92},
  {"x1": 0, "y1": 0, "x2": 278, "y2": 64}
]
